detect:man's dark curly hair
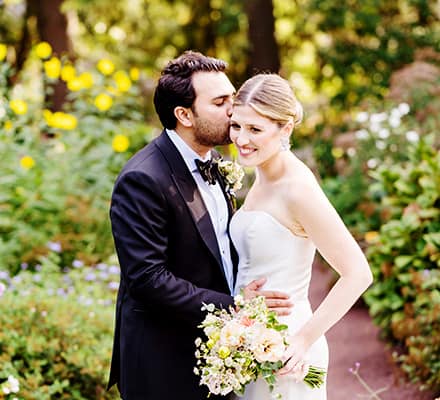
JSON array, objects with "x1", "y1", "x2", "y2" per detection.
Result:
[{"x1": 153, "y1": 51, "x2": 228, "y2": 129}]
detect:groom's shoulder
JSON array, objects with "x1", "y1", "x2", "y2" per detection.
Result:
[{"x1": 119, "y1": 135, "x2": 167, "y2": 177}]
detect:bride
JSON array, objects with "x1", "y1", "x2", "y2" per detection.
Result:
[{"x1": 229, "y1": 74, "x2": 373, "y2": 400}]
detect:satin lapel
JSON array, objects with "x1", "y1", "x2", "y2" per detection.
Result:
[
  {"x1": 211, "y1": 151, "x2": 238, "y2": 283},
  {"x1": 155, "y1": 132, "x2": 226, "y2": 277},
  {"x1": 212, "y1": 152, "x2": 235, "y2": 218}
]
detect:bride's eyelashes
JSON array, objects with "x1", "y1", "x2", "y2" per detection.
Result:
[{"x1": 230, "y1": 122, "x2": 263, "y2": 134}]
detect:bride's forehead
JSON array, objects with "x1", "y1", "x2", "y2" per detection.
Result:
[{"x1": 231, "y1": 106, "x2": 270, "y2": 123}]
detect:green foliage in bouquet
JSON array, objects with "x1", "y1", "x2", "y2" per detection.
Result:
[
  {"x1": 0, "y1": 253, "x2": 119, "y2": 399},
  {"x1": 364, "y1": 135, "x2": 440, "y2": 391}
]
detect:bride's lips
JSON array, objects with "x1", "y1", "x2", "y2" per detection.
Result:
[{"x1": 238, "y1": 146, "x2": 256, "y2": 157}]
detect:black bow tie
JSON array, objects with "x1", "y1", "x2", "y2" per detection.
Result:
[{"x1": 195, "y1": 159, "x2": 218, "y2": 185}]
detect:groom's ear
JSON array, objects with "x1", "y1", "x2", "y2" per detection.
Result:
[{"x1": 174, "y1": 106, "x2": 193, "y2": 127}]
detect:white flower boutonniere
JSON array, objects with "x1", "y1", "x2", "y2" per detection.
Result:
[{"x1": 217, "y1": 159, "x2": 244, "y2": 194}]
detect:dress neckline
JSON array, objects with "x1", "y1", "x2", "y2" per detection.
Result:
[{"x1": 237, "y1": 208, "x2": 307, "y2": 240}]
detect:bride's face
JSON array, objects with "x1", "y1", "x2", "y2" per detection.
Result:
[{"x1": 230, "y1": 105, "x2": 283, "y2": 167}]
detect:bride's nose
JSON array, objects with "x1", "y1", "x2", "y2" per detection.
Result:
[{"x1": 235, "y1": 130, "x2": 250, "y2": 146}]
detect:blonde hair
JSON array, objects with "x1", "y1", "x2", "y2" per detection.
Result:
[{"x1": 234, "y1": 74, "x2": 303, "y2": 128}]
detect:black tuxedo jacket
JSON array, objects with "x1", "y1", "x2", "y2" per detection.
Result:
[{"x1": 108, "y1": 131, "x2": 237, "y2": 399}]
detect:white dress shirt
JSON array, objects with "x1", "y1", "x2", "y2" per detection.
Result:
[{"x1": 166, "y1": 129, "x2": 234, "y2": 293}]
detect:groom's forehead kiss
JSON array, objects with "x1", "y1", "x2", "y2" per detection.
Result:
[{"x1": 192, "y1": 71, "x2": 235, "y2": 106}]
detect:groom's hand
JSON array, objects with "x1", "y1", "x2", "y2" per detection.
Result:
[{"x1": 242, "y1": 277, "x2": 293, "y2": 316}]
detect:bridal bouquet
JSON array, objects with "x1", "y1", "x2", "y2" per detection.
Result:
[{"x1": 194, "y1": 295, "x2": 326, "y2": 397}]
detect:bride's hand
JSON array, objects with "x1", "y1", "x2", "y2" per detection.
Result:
[
  {"x1": 242, "y1": 277, "x2": 293, "y2": 316},
  {"x1": 278, "y1": 334, "x2": 310, "y2": 378}
]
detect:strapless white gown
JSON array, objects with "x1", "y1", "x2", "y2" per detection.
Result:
[{"x1": 230, "y1": 209, "x2": 328, "y2": 400}]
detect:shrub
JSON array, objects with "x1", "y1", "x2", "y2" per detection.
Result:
[
  {"x1": 0, "y1": 254, "x2": 120, "y2": 399},
  {"x1": 364, "y1": 135, "x2": 440, "y2": 390}
]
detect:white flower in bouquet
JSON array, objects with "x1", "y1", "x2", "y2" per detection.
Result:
[{"x1": 194, "y1": 295, "x2": 326, "y2": 397}]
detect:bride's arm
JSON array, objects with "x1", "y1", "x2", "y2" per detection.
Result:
[{"x1": 279, "y1": 169, "x2": 373, "y2": 374}]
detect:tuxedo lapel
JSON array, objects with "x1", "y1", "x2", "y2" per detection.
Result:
[
  {"x1": 211, "y1": 151, "x2": 239, "y2": 283},
  {"x1": 155, "y1": 132, "x2": 227, "y2": 280}
]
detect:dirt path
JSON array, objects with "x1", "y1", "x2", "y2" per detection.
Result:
[{"x1": 309, "y1": 259, "x2": 438, "y2": 400}]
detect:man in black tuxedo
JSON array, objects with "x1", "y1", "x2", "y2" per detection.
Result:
[{"x1": 107, "y1": 51, "x2": 291, "y2": 399}]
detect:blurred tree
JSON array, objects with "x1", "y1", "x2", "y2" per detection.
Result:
[
  {"x1": 245, "y1": 0, "x2": 280, "y2": 75},
  {"x1": 29, "y1": 0, "x2": 72, "y2": 111}
]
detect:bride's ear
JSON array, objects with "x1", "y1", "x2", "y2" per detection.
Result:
[
  {"x1": 174, "y1": 106, "x2": 193, "y2": 127},
  {"x1": 282, "y1": 118, "x2": 294, "y2": 136}
]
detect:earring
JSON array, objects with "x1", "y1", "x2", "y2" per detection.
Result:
[{"x1": 280, "y1": 136, "x2": 290, "y2": 151}]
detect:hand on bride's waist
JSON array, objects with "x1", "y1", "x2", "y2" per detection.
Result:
[{"x1": 241, "y1": 277, "x2": 293, "y2": 316}]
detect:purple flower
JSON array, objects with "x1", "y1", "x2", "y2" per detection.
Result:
[
  {"x1": 47, "y1": 241, "x2": 62, "y2": 253},
  {"x1": 72, "y1": 260, "x2": 84, "y2": 268},
  {"x1": 0, "y1": 270, "x2": 10, "y2": 280},
  {"x1": 99, "y1": 271, "x2": 109, "y2": 280},
  {"x1": 108, "y1": 281, "x2": 119, "y2": 291},
  {"x1": 84, "y1": 272, "x2": 96, "y2": 281},
  {"x1": 96, "y1": 263, "x2": 107, "y2": 271},
  {"x1": 108, "y1": 265, "x2": 120, "y2": 275},
  {"x1": 21, "y1": 263, "x2": 28, "y2": 270},
  {"x1": 35, "y1": 264, "x2": 42, "y2": 272}
]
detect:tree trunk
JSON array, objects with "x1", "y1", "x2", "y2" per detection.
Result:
[
  {"x1": 245, "y1": 0, "x2": 280, "y2": 76},
  {"x1": 30, "y1": 0, "x2": 72, "y2": 111}
]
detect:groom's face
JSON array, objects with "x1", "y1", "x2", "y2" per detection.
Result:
[{"x1": 190, "y1": 71, "x2": 235, "y2": 147}]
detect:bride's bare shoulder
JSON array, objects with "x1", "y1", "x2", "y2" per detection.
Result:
[{"x1": 283, "y1": 156, "x2": 321, "y2": 203}]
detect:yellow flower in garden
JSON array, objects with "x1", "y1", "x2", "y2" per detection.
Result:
[
  {"x1": 4, "y1": 121, "x2": 13, "y2": 130},
  {"x1": 94, "y1": 93, "x2": 113, "y2": 111},
  {"x1": 365, "y1": 231, "x2": 379, "y2": 244},
  {"x1": 60, "y1": 64, "x2": 76, "y2": 82},
  {"x1": 20, "y1": 155, "x2": 35, "y2": 170},
  {"x1": 44, "y1": 57, "x2": 61, "y2": 79},
  {"x1": 9, "y1": 99, "x2": 28, "y2": 115},
  {"x1": 129, "y1": 67, "x2": 140, "y2": 81},
  {"x1": 112, "y1": 134, "x2": 130, "y2": 152},
  {"x1": 35, "y1": 42, "x2": 52, "y2": 59},
  {"x1": 78, "y1": 72, "x2": 93, "y2": 89},
  {"x1": 0, "y1": 44, "x2": 7, "y2": 62},
  {"x1": 97, "y1": 58, "x2": 115, "y2": 76},
  {"x1": 67, "y1": 77, "x2": 83, "y2": 91},
  {"x1": 331, "y1": 147, "x2": 344, "y2": 159},
  {"x1": 113, "y1": 70, "x2": 131, "y2": 92},
  {"x1": 45, "y1": 111, "x2": 77, "y2": 130}
]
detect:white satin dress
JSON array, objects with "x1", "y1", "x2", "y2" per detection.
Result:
[{"x1": 230, "y1": 209, "x2": 328, "y2": 400}]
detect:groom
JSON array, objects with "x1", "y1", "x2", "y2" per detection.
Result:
[{"x1": 107, "y1": 51, "x2": 291, "y2": 399}]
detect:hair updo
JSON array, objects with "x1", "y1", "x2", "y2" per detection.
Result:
[{"x1": 234, "y1": 74, "x2": 303, "y2": 129}]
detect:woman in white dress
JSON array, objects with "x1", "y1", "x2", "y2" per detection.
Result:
[{"x1": 229, "y1": 74, "x2": 373, "y2": 400}]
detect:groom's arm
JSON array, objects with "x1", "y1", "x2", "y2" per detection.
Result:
[{"x1": 110, "y1": 170, "x2": 234, "y2": 324}]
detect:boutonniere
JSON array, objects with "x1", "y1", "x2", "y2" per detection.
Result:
[{"x1": 216, "y1": 159, "x2": 244, "y2": 195}]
